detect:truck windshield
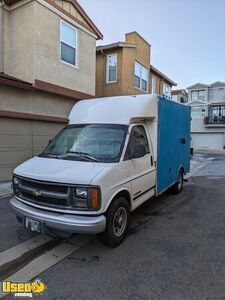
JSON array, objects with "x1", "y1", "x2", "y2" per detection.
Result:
[{"x1": 40, "y1": 124, "x2": 128, "y2": 163}]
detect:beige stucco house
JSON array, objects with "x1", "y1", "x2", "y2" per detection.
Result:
[
  {"x1": 96, "y1": 32, "x2": 176, "y2": 98},
  {"x1": 0, "y1": 0, "x2": 102, "y2": 181}
]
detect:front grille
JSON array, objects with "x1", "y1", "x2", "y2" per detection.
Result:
[
  {"x1": 20, "y1": 178, "x2": 67, "y2": 193},
  {"x1": 15, "y1": 177, "x2": 69, "y2": 208},
  {"x1": 21, "y1": 190, "x2": 68, "y2": 207}
]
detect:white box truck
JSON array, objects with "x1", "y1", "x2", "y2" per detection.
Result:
[{"x1": 10, "y1": 95, "x2": 191, "y2": 247}]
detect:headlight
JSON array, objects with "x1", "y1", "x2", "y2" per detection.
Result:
[
  {"x1": 13, "y1": 176, "x2": 21, "y2": 196},
  {"x1": 13, "y1": 177, "x2": 20, "y2": 186},
  {"x1": 76, "y1": 187, "x2": 88, "y2": 198},
  {"x1": 73, "y1": 188, "x2": 88, "y2": 208},
  {"x1": 72, "y1": 187, "x2": 100, "y2": 210}
]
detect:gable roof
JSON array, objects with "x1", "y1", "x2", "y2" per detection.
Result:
[
  {"x1": 66, "y1": 0, "x2": 103, "y2": 40},
  {"x1": 187, "y1": 100, "x2": 208, "y2": 106},
  {"x1": 96, "y1": 42, "x2": 136, "y2": 52},
  {"x1": 171, "y1": 89, "x2": 188, "y2": 95},
  {"x1": 209, "y1": 81, "x2": 225, "y2": 88},
  {"x1": 150, "y1": 65, "x2": 177, "y2": 86},
  {"x1": 4, "y1": 0, "x2": 103, "y2": 40},
  {"x1": 187, "y1": 81, "x2": 225, "y2": 90},
  {"x1": 186, "y1": 83, "x2": 208, "y2": 90}
]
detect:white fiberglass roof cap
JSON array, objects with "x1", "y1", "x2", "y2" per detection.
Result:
[{"x1": 69, "y1": 94, "x2": 159, "y2": 125}]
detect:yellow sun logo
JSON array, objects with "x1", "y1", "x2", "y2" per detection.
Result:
[{"x1": 31, "y1": 279, "x2": 45, "y2": 294}]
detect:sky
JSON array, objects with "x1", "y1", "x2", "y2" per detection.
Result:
[{"x1": 79, "y1": 0, "x2": 225, "y2": 89}]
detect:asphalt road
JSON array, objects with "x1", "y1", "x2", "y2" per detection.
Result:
[{"x1": 1, "y1": 152, "x2": 225, "y2": 300}]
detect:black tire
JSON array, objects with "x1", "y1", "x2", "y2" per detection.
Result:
[
  {"x1": 98, "y1": 197, "x2": 130, "y2": 247},
  {"x1": 171, "y1": 169, "x2": 184, "y2": 194}
]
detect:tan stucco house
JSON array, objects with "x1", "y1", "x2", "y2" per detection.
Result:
[
  {"x1": 96, "y1": 32, "x2": 176, "y2": 98},
  {"x1": 171, "y1": 89, "x2": 188, "y2": 103},
  {"x1": 0, "y1": 0, "x2": 102, "y2": 181}
]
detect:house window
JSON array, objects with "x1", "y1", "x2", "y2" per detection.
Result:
[
  {"x1": 163, "y1": 84, "x2": 171, "y2": 95},
  {"x1": 208, "y1": 105, "x2": 225, "y2": 124},
  {"x1": 151, "y1": 76, "x2": 156, "y2": 93},
  {"x1": 191, "y1": 91, "x2": 198, "y2": 101},
  {"x1": 191, "y1": 90, "x2": 205, "y2": 101},
  {"x1": 198, "y1": 90, "x2": 205, "y2": 100},
  {"x1": 163, "y1": 83, "x2": 171, "y2": 98},
  {"x1": 60, "y1": 20, "x2": 77, "y2": 67},
  {"x1": 134, "y1": 61, "x2": 148, "y2": 92},
  {"x1": 219, "y1": 88, "x2": 224, "y2": 95},
  {"x1": 106, "y1": 54, "x2": 117, "y2": 83},
  {"x1": 209, "y1": 89, "x2": 214, "y2": 100}
]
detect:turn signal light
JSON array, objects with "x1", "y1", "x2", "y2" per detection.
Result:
[{"x1": 91, "y1": 188, "x2": 99, "y2": 209}]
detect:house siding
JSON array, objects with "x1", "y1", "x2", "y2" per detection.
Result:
[
  {"x1": 34, "y1": 1, "x2": 96, "y2": 95},
  {"x1": 3, "y1": 0, "x2": 97, "y2": 95},
  {"x1": 0, "y1": 85, "x2": 76, "y2": 119},
  {"x1": 3, "y1": 1, "x2": 35, "y2": 83},
  {"x1": 96, "y1": 48, "x2": 123, "y2": 97},
  {"x1": 0, "y1": 5, "x2": 3, "y2": 73}
]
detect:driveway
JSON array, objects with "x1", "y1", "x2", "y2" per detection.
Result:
[{"x1": 0, "y1": 152, "x2": 225, "y2": 300}]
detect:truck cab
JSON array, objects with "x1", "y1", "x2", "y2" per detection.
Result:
[{"x1": 10, "y1": 95, "x2": 190, "y2": 247}]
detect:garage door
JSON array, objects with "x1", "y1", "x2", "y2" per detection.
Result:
[
  {"x1": 0, "y1": 118, "x2": 64, "y2": 181},
  {"x1": 191, "y1": 132, "x2": 225, "y2": 149}
]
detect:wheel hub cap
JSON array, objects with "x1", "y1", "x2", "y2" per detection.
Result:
[{"x1": 113, "y1": 207, "x2": 127, "y2": 237}]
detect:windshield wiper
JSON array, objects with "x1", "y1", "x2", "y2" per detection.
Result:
[
  {"x1": 39, "y1": 152, "x2": 61, "y2": 158},
  {"x1": 62, "y1": 151, "x2": 99, "y2": 162}
]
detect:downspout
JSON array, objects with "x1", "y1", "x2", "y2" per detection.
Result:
[
  {"x1": 0, "y1": 0, "x2": 4, "y2": 73},
  {"x1": 100, "y1": 49, "x2": 107, "y2": 96}
]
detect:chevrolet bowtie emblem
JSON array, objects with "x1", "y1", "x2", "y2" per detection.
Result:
[{"x1": 33, "y1": 190, "x2": 42, "y2": 197}]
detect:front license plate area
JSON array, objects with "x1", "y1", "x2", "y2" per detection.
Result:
[{"x1": 25, "y1": 217, "x2": 41, "y2": 233}]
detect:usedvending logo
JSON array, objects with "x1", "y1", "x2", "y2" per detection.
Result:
[{"x1": 2, "y1": 278, "x2": 45, "y2": 298}]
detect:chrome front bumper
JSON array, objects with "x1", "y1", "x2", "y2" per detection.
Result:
[{"x1": 9, "y1": 197, "x2": 106, "y2": 234}]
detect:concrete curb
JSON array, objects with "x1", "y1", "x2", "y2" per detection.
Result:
[
  {"x1": 0, "y1": 181, "x2": 13, "y2": 198},
  {"x1": 194, "y1": 148, "x2": 225, "y2": 155}
]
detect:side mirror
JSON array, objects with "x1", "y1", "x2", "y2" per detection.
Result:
[{"x1": 130, "y1": 144, "x2": 146, "y2": 159}]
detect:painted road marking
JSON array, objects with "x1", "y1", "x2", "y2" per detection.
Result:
[
  {"x1": 0, "y1": 235, "x2": 52, "y2": 266},
  {"x1": 0, "y1": 235, "x2": 94, "y2": 298}
]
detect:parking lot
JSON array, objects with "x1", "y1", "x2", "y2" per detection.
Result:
[{"x1": 0, "y1": 152, "x2": 225, "y2": 299}]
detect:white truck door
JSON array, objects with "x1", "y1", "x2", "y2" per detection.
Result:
[{"x1": 125, "y1": 124, "x2": 156, "y2": 209}]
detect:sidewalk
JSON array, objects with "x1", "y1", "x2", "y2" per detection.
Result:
[{"x1": 0, "y1": 181, "x2": 13, "y2": 198}]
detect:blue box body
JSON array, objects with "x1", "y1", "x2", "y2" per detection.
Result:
[{"x1": 156, "y1": 96, "x2": 191, "y2": 195}]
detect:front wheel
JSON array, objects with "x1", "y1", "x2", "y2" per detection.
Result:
[
  {"x1": 171, "y1": 169, "x2": 184, "y2": 194},
  {"x1": 98, "y1": 197, "x2": 130, "y2": 247}
]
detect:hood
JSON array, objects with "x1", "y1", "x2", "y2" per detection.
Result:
[{"x1": 14, "y1": 157, "x2": 107, "y2": 185}]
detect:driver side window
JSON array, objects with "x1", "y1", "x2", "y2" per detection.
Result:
[{"x1": 125, "y1": 125, "x2": 150, "y2": 160}]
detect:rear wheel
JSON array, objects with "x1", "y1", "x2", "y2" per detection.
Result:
[
  {"x1": 98, "y1": 197, "x2": 130, "y2": 247},
  {"x1": 171, "y1": 169, "x2": 184, "y2": 194}
]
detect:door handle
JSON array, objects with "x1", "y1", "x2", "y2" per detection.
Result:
[{"x1": 150, "y1": 156, "x2": 153, "y2": 166}]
